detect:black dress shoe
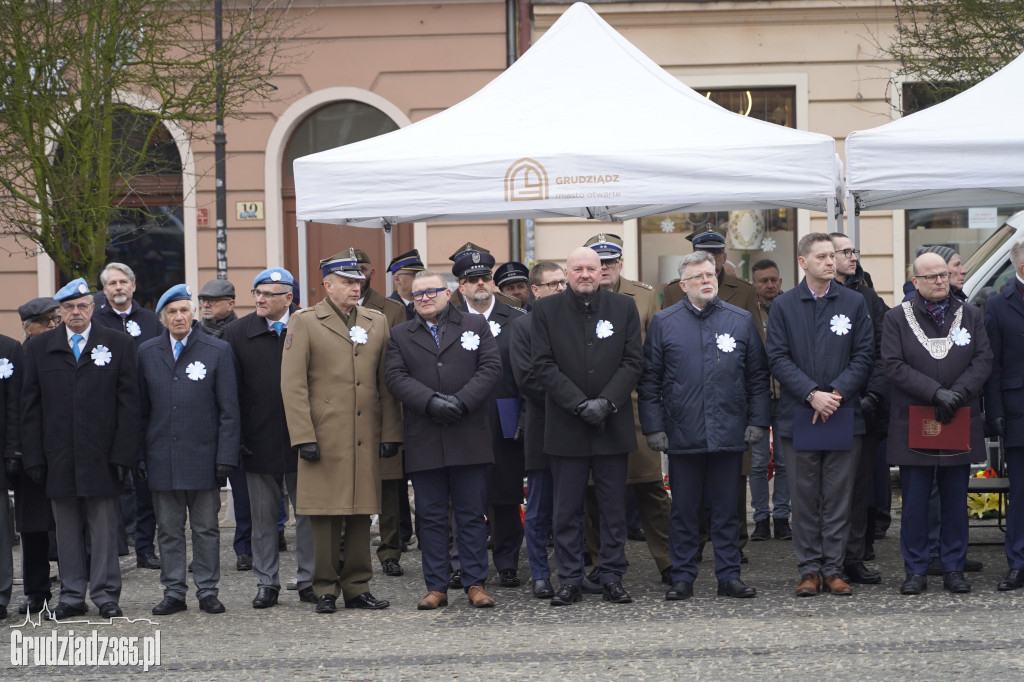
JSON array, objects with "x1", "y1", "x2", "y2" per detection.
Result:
[
  {"x1": 152, "y1": 596, "x2": 187, "y2": 616},
  {"x1": 550, "y1": 584, "x2": 582, "y2": 606},
  {"x1": 344, "y1": 592, "x2": 390, "y2": 610},
  {"x1": 773, "y1": 518, "x2": 793, "y2": 540},
  {"x1": 943, "y1": 571, "x2": 971, "y2": 593},
  {"x1": 99, "y1": 602, "x2": 123, "y2": 618},
  {"x1": 252, "y1": 586, "x2": 279, "y2": 609},
  {"x1": 844, "y1": 562, "x2": 882, "y2": 584},
  {"x1": 665, "y1": 581, "x2": 693, "y2": 601},
  {"x1": 580, "y1": 572, "x2": 603, "y2": 594},
  {"x1": 499, "y1": 568, "x2": 521, "y2": 587},
  {"x1": 19, "y1": 595, "x2": 50, "y2": 615},
  {"x1": 199, "y1": 595, "x2": 226, "y2": 613},
  {"x1": 298, "y1": 586, "x2": 318, "y2": 603},
  {"x1": 382, "y1": 558, "x2": 404, "y2": 577},
  {"x1": 49, "y1": 602, "x2": 88, "y2": 621},
  {"x1": 661, "y1": 567, "x2": 673, "y2": 585},
  {"x1": 900, "y1": 574, "x2": 927, "y2": 595},
  {"x1": 602, "y1": 581, "x2": 633, "y2": 604},
  {"x1": 448, "y1": 569, "x2": 463, "y2": 589},
  {"x1": 0, "y1": 605, "x2": 5, "y2": 620},
  {"x1": 136, "y1": 553, "x2": 161, "y2": 570},
  {"x1": 278, "y1": 530, "x2": 287, "y2": 552},
  {"x1": 532, "y1": 578, "x2": 554, "y2": 599},
  {"x1": 998, "y1": 569, "x2": 1024, "y2": 591},
  {"x1": 718, "y1": 578, "x2": 756, "y2": 598},
  {"x1": 315, "y1": 594, "x2": 337, "y2": 614},
  {"x1": 236, "y1": 554, "x2": 253, "y2": 571}
]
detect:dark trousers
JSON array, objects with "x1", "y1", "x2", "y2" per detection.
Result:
[
  {"x1": 699, "y1": 476, "x2": 749, "y2": 553},
  {"x1": 1004, "y1": 447, "x2": 1024, "y2": 570},
  {"x1": 900, "y1": 464, "x2": 970, "y2": 575},
  {"x1": 669, "y1": 451, "x2": 743, "y2": 584},
  {"x1": 845, "y1": 434, "x2": 880, "y2": 563},
  {"x1": 134, "y1": 475, "x2": 157, "y2": 556},
  {"x1": 310, "y1": 514, "x2": 372, "y2": 601},
  {"x1": 489, "y1": 504, "x2": 523, "y2": 572},
  {"x1": 551, "y1": 453, "x2": 628, "y2": 586},
  {"x1": 524, "y1": 469, "x2": 554, "y2": 580},
  {"x1": 229, "y1": 468, "x2": 252, "y2": 556},
  {"x1": 411, "y1": 464, "x2": 489, "y2": 593},
  {"x1": 585, "y1": 479, "x2": 672, "y2": 573},
  {"x1": 377, "y1": 478, "x2": 404, "y2": 564},
  {"x1": 869, "y1": 437, "x2": 892, "y2": 534},
  {"x1": 20, "y1": 531, "x2": 52, "y2": 600}
]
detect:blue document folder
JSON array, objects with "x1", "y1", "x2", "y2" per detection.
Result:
[
  {"x1": 496, "y1": 398, "x2": 523, "y2": 439},
  {"x1": 792, "y1": 406, "x2": 854, "y2": 451}
]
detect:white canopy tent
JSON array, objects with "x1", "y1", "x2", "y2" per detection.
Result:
[
  {"x1": 846, "y1": 51, "x2": 1024, "y2": 242},
  {"x1": 293, "y1": 2, "x2": 842, "y2": 275}
]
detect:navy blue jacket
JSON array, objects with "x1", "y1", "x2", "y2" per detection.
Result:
[
  {"x1": 638, "y1": 299, "x2": 770, "y2": 454},
  {"x1": 137, "y1": 323, "x2": 240, "y2": 490},
  {"x1": 766, "y1": 279, "x2": 874, "y2": 438},
  {"x1": 93, "y1": 300, "x2": 162, "y2": 345},
  {"x1": 984, "y1": 280, "x2": 1024, "y2": 447},
  {"x1": 0, "y1": 334, "x2": 22, "y2": 489}
]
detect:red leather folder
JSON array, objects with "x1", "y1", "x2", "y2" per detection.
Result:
[{"x1": 908, "y1": 406, "x2": 970, "y2": 450}]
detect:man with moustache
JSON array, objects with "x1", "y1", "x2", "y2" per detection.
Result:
[
  {"x1": 639, "y1": 250, "x2": 770, "y2": 601},
  {"x1": 531, "y1": 247, "x2": 643, "y2": 606},
  {"x1": 766, "y1": 233, "x2": 874, "y2": 597},
  {"x1": 884, "y1": 252, "x2": 992, "y2": 595},
  {"x1": 385, "y1": 269, "x2": 502, "y2": 609},
  {"x1": 21, "y1": 278, "x2": 141, "y2": 620}
]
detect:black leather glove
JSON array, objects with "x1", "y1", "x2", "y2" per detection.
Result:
[
  {"x1": 379, "y1": 442, "x2": 400, "y2": 459},
  {"x1": 645, "y1": 431, "x2": 669, "y2": 452},
  {"x1": 438, "y1": 394, "x2": 468, "y2": 416},
  {"x1": 25, "y1": 465, "x2": 46, "y2": 486},
  {"x1": 743, "y1": 425, "x2": 766, "y2": 445},
  {"x1": 114, "y1": 464, "x2": 129, "y2": 484},
  {"x1": 215, "y1": 464, "x2": 236, "y2": 488},
  {"x1": 989, "y1": 416, "x2": 1007, "y2": 439},
  {"x1": 426, "y1": 394, "x2": 462, "y2": 425},
  {"x1": 577, "y1": 398, "x2": 613, "y2": 427},
  {"x1": 136, "y1": 459, "x2": 148, "y2": 481},
  {"x1": 860, "y1": 392, "x2": 880, "y2": 423},
  {"x1": 297, "y1": 443, "x2": 321, "y2": 463},
  {"x1": 6, "y1": 456, "x2": 22, "y2": 478},
  {"x1": 932, "y1": 388, "x2": 962, "y2": 425}
]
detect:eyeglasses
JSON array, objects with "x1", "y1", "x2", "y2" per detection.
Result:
[
  {"x1": 32, "y1": 314, "x2": 61, "y2": 326},
  {"x1": 461, "y1": 274, "x2": 492, "y2": 284},
  {"x1": 59, "y1": 302, "x2": 93, "y2": 312},
  {"x1": 836, "y1": 248, "x2": 861, "y2": 258},
  {"x1": 914, "y1": 271, "x2": 951, "y2": 283},
  {"x1": 412, "y1": 287, "x2": 448, "y2": 301},
  {"x1": 536, "y1": 279, "x2": 568, "y2": 290},
  {"x1": 250, "y1": 289, "x2": 291, "y2": 300},
  {"x1": 600, "y1": 258, "x2": 621, "y2": 267},
  {"x1": 682, "y1": 273, "x2": 717, "y2": 283}
]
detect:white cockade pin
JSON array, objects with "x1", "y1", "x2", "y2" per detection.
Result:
[
  {"x1": 716, "y1": 333, "x2": 737, "y2": 353},
  {"x1": 461, "y1": 330, "x2": 481, "y2": 351},
  {"x1": 350, "y1": 326, "x2": 368, "y2": 345},
  {"x1": 0, "y1": 358, "x2": 12, "y2": 380},
  {"x1": 596, "y1": 320, "x2": 614, "y2": 339},
  {"x1": 489, "y1": 320, "x2": 502, "y2": 337},
  {"x1": 951, "y1": 327, "x2": 972, "y2": 347},
  {"x1": 91, "y1": 345, "x2": 112, "y2": 367},
  {"x1": 186, "y1": 361, "x2": 207, "y2": 381},
  {"x1": 830, "y1": 314, "x2": 852, "y2": 336},
  {"x1": 125, "y1": 320, "x2": 142, "y2": 337}
]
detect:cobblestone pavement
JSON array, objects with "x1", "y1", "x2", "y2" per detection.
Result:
[{"x1": 4, "y1": 491, "x2": 1024, "y2": 680}]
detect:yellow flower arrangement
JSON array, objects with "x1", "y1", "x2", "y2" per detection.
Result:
[{"x1": 967, "y1": 468, "x2": 1008, "y2": 519}]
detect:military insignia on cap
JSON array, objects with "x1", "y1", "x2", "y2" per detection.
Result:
[
  {"x1": 0, "y1": 358, "x2": 13, "y2": 380},
  {"x1": 472, "y1": 252, "x2": 481, "y2": 264},
  {"x1": 91, "y1": 345, "x2": 112, "y2": 367},
  {"x1": 78, "y1": 282, "x2": 88, "y2": 294},
  {"x1": 271, "y1": 272, "x2": 282, "y2": 281},
  {"x1": 185, "y1": 286, "x2": 192, "y2": 296}
]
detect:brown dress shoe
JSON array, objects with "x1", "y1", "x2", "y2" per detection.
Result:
[
  {"x1": 823, "y1": 574, "x2": 853, "y2": 595},
  {"x1": 417, "y1": 591, "x2": 448, "y2": 610},
  {"x1": 795, "y1": 573, "x2": 821, "y2": 597},
  {"x1": 466, "y1": 585, "x2": 496, "y2": 608}
]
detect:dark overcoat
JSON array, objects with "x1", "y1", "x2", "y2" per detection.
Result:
[
  {"x1": 385, "y1": 305, "x2": 501, "y2": 473},
  {"x1": 137, "y1": 323, "x2": 240, "y2": 490},
  {"x1": 531, "y1": 287, "x2": 643, "y2": 457},
  {"x1": 362, "y1": 287, "x2": 408, "y2": 480},
  {"x1": 21, "y1": 323, "x2": 141, "y2": 498},
  {"x1": 883, "y1": 295, "x2": 992, "y2": 466},
  {"x1": 984, "y1": 282, "x2": 1024, "y2": 447},
  {"x1": 638, "y1": 299, "x2": 770, "y2": 455},
  {"x1": 93, "y1": 300, "x2": 161, "y2": 345},
  {"x1": 0, "y1": 334, "x2": 22, "y2": 490},
  {"x1": 508, "y1": 314, "x2": 547, "y2": 471},
  {"x1": 222, "y1": 310, "x2": 295, "y2": 475},
  {"x1": 766, "y1": 279, "x2": 874, "y2": 439},
  {"x1": 458, "y1": 299, "x2": 528, "y2": 505},
  {"x1": 841, "y1": 267, "x2": 891, "y2": 435}
]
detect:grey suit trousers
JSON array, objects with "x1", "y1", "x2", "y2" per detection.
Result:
[
  {"x1": 152, "y1": 488, "x2": 221, "y2": 601},
  {"x1": 247, "y1": 471, "x2": 313, "y2": 591},
  {"x1": 51, "y1": 495, "x2": 122, "y2": 608}
]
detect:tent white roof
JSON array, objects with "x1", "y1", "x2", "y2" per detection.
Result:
[
  {"x1": 293, "y1": 2, "x2": 841, "y2": 229},
  {"x1": 846, "y1": 52, "x2": 1024, "y2": 211}
]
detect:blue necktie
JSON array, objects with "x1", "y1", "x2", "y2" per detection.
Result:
[
  {"x1": 428, "y1": 323, "x2": 439, "y2": 347},
  {"x1": 174, "y1": 340, "x2": 183, "y2": 360},
  {"x1": 272, "y1": 321, "x2": 284, "y2": 336},
  {"x1": 70, "y1": 334, "x2": 83, "y2": 361}
]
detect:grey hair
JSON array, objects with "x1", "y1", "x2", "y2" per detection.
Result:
[
  {"x1": 99, "y1": 262, "x2": 136, "y2": 286},
  {"x1": 677, "y1": 250, "x2": 714, "y2": 277},
  {"x1": 1011, "y1": 239, "x2": 1024, "y2": 269},
  {"x1": 413, "y1": 270, "x2": 448, "y2": 286}
]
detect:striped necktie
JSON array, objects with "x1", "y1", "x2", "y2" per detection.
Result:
[{"x1": 428, "y1": 323, "x2": 439, "y2": 347}]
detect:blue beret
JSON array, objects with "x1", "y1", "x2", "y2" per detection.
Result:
[
  {"x1": 54, "y1": 278, "x2": 91, "y2": 303},
  {"x1": 253, "y1": 268, "x2": 295, "y2": 288},
  {"x1": 156, "y1": 283, "x2": 193, "y2": 313}
]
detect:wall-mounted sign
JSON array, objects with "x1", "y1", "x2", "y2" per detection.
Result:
[
  {"x1": 196, "y1": 208, "x2": 209, "y2": 227},
  {"x1": 236, "y1": 201, "x2": 264, "y2": 220}
]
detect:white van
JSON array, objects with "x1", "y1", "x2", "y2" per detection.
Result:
[{"x1": 962, "y1": 209, "x2": 1024, "y2": 303}]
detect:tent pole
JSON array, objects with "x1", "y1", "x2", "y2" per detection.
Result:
[
  {"x1": 384, "y1": 224, "x2": 394, "y2": 295},
  {"x1": 851, "y1": 206, "x2": 860, "y2": 251},
  {"x1": 837, "y1": 198, "x2": 845, "y2": 234},
  {"x1": 297, "y1": 220, "x2": 308, "y2": 305},
  {"x1": 826, "y1": 200, "x2": 835, "y2": 233}
]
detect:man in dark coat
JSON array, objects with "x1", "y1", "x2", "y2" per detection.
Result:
[
  {"x1": 452, "y1": 243, "x2": 528, "y2": 588},
  {"x1": 137, "y1": 284, "x2": 240, "y2": 616},
  {"x1": 531, "y1": 247, "x2": 643, "y2": 606},
  {"x1": 223, "y1": 268, "x2": 315, "y2": 609},
  {"x1": 985, "y1": 239, "x2": 1024, "y2": 591},
  {"x1": 0, "y1": 331, "x2": 22, "y2": 621},
  {"x1": 639, "y1": 251, "x2": 770, "y2": 601},
  {"x1": 830, "y1": 233, "x2": 889, "y2": 586},
  {"x1": 766, "y1": 233, "x2": 874, "y2": 598},
  {"x1": 385, "y1": 270, "x2": 502, "y2": 610},
  {"x1": 508, "y1": 261, "x2": 566, "y2": 598},
  {"x1": 93, "y1": 262, "x2": 163, "y2": 572},
  {"x1": 883, "y1": 252, "x2": 992, "y2": 595},
  {"x1": 21, "y1": 278, "x2": 141, "y2": 620}
]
